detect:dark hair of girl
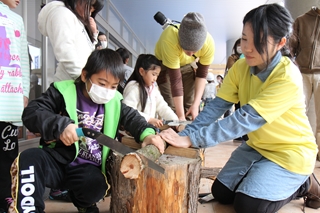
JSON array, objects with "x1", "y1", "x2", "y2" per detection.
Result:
[
  {"x1": 126, "y1": 54, "x2": 161, "y2": 112},
  {"x1": 116, "y1": 48, "x2": 130, "y2": 64},
  {"x1": 60, "y1": 0, "x2": 104, "y2": 42},
  {"x1": 233, "y1": 38, "x2": 241, "y2": 55},
  {"x1": 243, "y1": 4, "x2": 294, "y2": 66},
  {"x1": 75, "y1": 48, "x2": 125, "y2": 87}
]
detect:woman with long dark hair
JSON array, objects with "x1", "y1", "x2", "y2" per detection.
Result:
[{"x1": 38, "y1": 0, "x2": 104, "y2": 81}]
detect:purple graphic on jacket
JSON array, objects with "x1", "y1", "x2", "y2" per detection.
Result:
[
  {"x1": 70, "y1": 85, "x2": 105, "y2": 167},
  {"x1": 0, "y1": 12, "x2": 21, "y2": 69}
]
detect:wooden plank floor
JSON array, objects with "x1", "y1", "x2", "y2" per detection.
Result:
[{"x1": 36, "y1": 141, "x2": 320, "y2": 213}]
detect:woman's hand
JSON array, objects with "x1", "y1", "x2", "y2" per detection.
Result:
[
  {"x1": 141, "y1": 134, "x2": 165, "y2": 154},
  {"x1": 159, "y1": 128, "x2": 192, "y2": 148},
  {"x1": 89, "y1": 17, "x2": 98, "y2": 34},
  {"x1": 59, "y1": 124, "x2": 79, "y2": 146},
  {"x1": 148, "y1": 118, "x2": 163, "y2": 128}
]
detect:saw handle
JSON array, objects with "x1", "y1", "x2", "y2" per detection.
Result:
[
  {"x1": 75, "y1": 128, "x2": 101, "y2": 139},
  {"x1": 76, "y1": 128, "x2": 85, "y2": 137}
]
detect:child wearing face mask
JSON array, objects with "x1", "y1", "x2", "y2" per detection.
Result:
[
  {"x1": 96, "y1": 31, "x2": 108, "y2": 50},
  {"x1": 39, "y1": 1, "x2": 105, "y2": 201},
  {"x1": 122, "y1": 54, "x2": 178, "y2": 128},
  {"x1": 9, "y1": 49, "x2": 165, "y2": 213}
]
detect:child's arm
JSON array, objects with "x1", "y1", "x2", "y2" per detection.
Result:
[
  {"x1": 148, "y1": 118, "x2": 163, "y2": 128},
  {"x1": 120, "y1": 102, "x2": 165, "y2": 153},
  {"x1": 122, "y1": 81, "x2": 150, "y2": 121},
  {"x1": 154, "y1": 87, "x2": 179, "y2": 121},
  {"x1": 120, "y1": 102, "x2": 156, "y2": 142},
  {"x1": 22, "y1": 84, "x2": 75, "y2": 142}
]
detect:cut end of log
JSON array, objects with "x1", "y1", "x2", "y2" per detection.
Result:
[{"x1": 120, "y1": 153, "x2": 144, "y2": 179}]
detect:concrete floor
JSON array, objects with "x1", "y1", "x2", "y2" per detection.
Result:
[{"x1": 42, "y1": 140, "x2": 320, "y2": 213}]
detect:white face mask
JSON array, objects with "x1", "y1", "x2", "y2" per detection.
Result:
[
  {"x1": 237, "y1": 46, "x2": 242, "y2": 54},
  {"x1": 100, "y1": 41, "x2": 108, "y2": 49},
  {"x1": 86, "y1": 79, "x2": 116, "y2": 104}
]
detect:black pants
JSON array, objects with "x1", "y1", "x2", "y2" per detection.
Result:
[
  {"x1": 11, "y1": 148, "x2": 108, "y2": 213},
  {"x1": 211, "y1": 178, "x2": 309, "y2": 213},
  {"x1": 0, "y1": 122, "x2": 19, "y2": 211}
]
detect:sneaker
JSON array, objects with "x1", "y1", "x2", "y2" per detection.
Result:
[
  {"x1": 305, "y1": 173, "x2": 320, "y2": 209},
  {"x1": 77, "y1": 204, "x2": 99, "y2": 213},
  {"x1": 49, "y1": 189, "x2": 71, "y2": 202}
]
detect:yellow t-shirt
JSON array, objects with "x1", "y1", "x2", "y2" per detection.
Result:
[
  {"x1": 217, "y1": 57, "x2": 317, "y2": 175},
  {"x1": 154, "y1": 24, "x2": 215, "y2": 69}
]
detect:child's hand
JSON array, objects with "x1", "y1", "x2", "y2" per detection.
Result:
[
  {"x1": 141, "y1": 135, "x2": 165, "y2": 154},
  {"x1": 59, "y1": 124, "x2": 79, "y2": 146},
  {"x1": 148, "y1": 118, "x2": 163, "y2": 128}
]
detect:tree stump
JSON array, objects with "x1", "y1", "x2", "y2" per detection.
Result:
[
  {"x1": 109, "y1": 149, "x2": 202, "y2": 213},
  {"x1": 120, "y1": 144, "x2": 163, "y2": 179}
]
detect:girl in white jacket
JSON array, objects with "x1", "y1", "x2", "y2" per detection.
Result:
[{"x1": 123, "y1": 54, "x2": 178, "y2": 128}]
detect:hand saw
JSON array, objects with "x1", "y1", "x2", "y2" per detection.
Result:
[
  {"x1": 76, "y1": 128, "x2": 165, "y2": 174},
  {"x1": 163, "y1": 120, "x2": 192, "y2": 126}
]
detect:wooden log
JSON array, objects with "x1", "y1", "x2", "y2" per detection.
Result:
[
  {"x1": 121, "y1": 135, "x2": 141, "y2": 150},
  {"x1": 109, "y1": 150, "x2": 202, "y2": 213},
  {"x1": 121, "y1": 136, "x2": 205, "y2": 160},
  {"x1": 200, "y1": 167, "x2": 222, "y2": 180},
  {"x1": 120, "y1": 144, "x2": 162, "y2": 179},
  {"x1": 165, "y1": 146, "x2": 204, "y2": 159}
]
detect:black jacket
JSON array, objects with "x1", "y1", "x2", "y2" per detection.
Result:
[{"x1": 22, "y1": 81, "x2": 156, "y2": 165}]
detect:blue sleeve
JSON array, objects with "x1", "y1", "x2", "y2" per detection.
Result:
[
  {"x1": 180, "y1": 100, "x2": 267, "y2": 148},
  {"x1": 179, "y1": 97, "x2": 233, "y2": 136}
]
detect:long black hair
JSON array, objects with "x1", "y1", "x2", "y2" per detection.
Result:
[
  {"x1": 243, "y1": 4, "x2": 294, "y2": 66},
  {"x1": 126, "y1": 54, "x2": 161, "y2": 112},
  {"x1": 59, "y1": 0, "x2": 104, "y2": 42}
]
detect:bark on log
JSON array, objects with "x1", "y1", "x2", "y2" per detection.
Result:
[
  {"x1": 121, "y1": 136, "x2": 205, "y2": 160},
  {"x1": 109, "y1": 152, "x2": 202, "y2": 213},
  {"x1": 120, "y1": 144, "x2": 162, "y2": 179}
]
